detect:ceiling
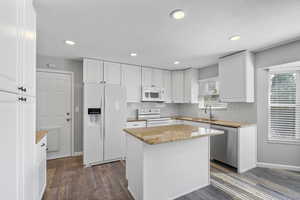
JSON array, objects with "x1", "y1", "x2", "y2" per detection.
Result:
[{"x1": 35, "y1": 0, "x2": 300, "y2": 69}]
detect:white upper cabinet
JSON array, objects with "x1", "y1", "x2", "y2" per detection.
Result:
[
  {"x1": 104, "y1": 61, "x2": 121, "y2": 85},
  {"x1": 0, "y1": 0, "x2": 18, "y2": 94},
  {"x1": 21, "y1": 0, "x2": 36, "y2": 97},
  {"x1": 121, "y1": 64, "x2": 141, "y2": 102},
  {"x1": 219, "y1": 51, "x2": 254, "y2": 102},
  {"x1": 83, "y1": 58, "x2": 103, "y2": 83},
  {"x1": 172, "y1": 71, "x2": 184, "y2": 103},
  {"x1": 163, "y1": 70, "x2": 172, "y2": 103},
  {"x1": 142, "y1": 67, "x2": 152, "y2": 86},
  {"x1": 184, "y1": 68, "x2": 199, "y2": 103},
  {"x1": 152, "y1": 68, "x2": 163, "y2": 88},
  {"x1": 141, "y1": 67, "x2": 164, "y2": 88},
  {"x1": 0, "y1": 0, "x2": 36, "y2": 96}
]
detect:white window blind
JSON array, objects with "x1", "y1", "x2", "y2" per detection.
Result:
[{"x1": 268, "y1": 71, "x2": 300, "y2": 142}]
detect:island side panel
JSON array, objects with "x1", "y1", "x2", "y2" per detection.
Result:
[
  {"x1": 126, "y1": 134, "x2": 144, "y2": 200},
  {"x1": 143, "y1": 137, "x2": 210, "y2": 200},
  {"x1": 238, "y1": 125, "x2": 257, "y2": 173}
]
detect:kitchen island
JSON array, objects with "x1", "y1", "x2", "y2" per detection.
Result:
[{"x1": 123, "y1": 124, "x2": 224, "y2": 200}]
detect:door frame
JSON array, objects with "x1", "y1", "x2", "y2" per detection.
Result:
[{"x1": 36, "y1": 68, "x2": 75, "y2": 157}]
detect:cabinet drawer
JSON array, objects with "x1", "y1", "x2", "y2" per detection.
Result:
[{"x1": 126, "y1": 121, "x2": 146, "y2": 128}]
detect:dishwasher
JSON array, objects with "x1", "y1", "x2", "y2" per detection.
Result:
[{"x1": 210, "y1": 125, "x2": 238, "y2": 168}]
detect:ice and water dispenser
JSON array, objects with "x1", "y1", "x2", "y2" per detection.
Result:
[{"x1": 87, "y1": 108, "x2": 101, "y2": 125}]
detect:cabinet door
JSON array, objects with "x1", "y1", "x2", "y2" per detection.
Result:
[
  {"x1": 218, "y1": 51, "x2": 256, "y2": 102},
  {"x1": 152, "y1": 68, "x2": 163, "y2": 88},
  {"x1": 163, "y1": 70, "x2": 172, "y2": 103},
  {"x1": 0, "y1": 92, "x2": 19, "y2": 200},
  {"x1": 104, "y1": 61, "x2": 121, "y2": 85},
  {"x1": 83, "y1": 59, "x2": 103, "y2": 83},
  {"x1": 184, "y1": 70, "x2": 191, "y2": 103},
  {"x1": 172, "y1": 71, "x2": 183, "y2": 103},
  {"x1": 22, "y1": 0, "x2": 36, "y2": 97},
  {"x1": 177, "y1": 71, "x2": 185, "y2": 103},
  {"x1": 22, "y1": 96, "x2": 36, "y2": 200},
  {"x1": 141, "y1": 67, "x2": 152, "y2": 86},
  {"x1": 184, "y1": 69, "x2": 199, "y2": 103},
  {"x1": 121, "y1": 64, "x2": 141, "y2": 102},
  {"x1": 0, "y1": 0, "x2": 19, "y2": 93}
]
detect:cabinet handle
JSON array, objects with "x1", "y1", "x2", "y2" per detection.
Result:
[
  {"x1": 23, "y1": 97, "x2": 27, "y2": 102},
  {"x1": 23, "y1": 87, "x2": 27, "y2": 92},
  {"x1": 18, "y1": 97, "x2": 23, "y2": 101},
  {"x1": 18, "y1": 87, "x2": 24, "y2": 91},
  {"x1": 41, "y1": 143, "x2": 46, "y2": 147}
]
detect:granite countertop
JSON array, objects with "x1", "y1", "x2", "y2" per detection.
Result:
[
  {"x1": 123, "y1": 124, "x2": 224, "y2": 145},
  {"x1": 127, "y1": 116, "x2": 251, "y2": 128},
  {"x1": 173, "y1": 116, "x2": 251, "y2": 128},
  {"x1": 36, "y1": 130, "x2": 48, "y2": 144}
]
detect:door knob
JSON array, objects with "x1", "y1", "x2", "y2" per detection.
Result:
[{"x1": 66, "y1": 118, "x2": 71, "y2": 122}]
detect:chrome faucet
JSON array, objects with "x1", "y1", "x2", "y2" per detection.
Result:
[{"x1": 204, "y1": 105, "x2": 214, "y2": 121}]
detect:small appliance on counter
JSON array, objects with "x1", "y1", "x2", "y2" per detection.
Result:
[{"x1": 137, "y1": 108, "x2": 171, "y2": 127}]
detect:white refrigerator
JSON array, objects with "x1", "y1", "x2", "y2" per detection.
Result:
[{"x1": 83, "y1": 83, "x2": 127, "y2": 166}]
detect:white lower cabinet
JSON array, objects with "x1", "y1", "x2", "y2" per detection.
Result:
[{"x1": 36, "y1": 136, "x2": 47, "y2": 200}]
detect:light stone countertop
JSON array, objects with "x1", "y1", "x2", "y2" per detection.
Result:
[
  {"x1": 36, "y1": 130, "x2": 48, "y2": 144},
  {"x1": 123, "y1": 124, "x2": 224, "y2": 145},
  {"x1": 173, "y1": 116, "x2": 252, "y2": 128}
]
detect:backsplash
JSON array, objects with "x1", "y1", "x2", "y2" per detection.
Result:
[
  {"x1": 178, "y1": 103, "x2": 257, "y2": 124},
  {"x1": 127, "y1": 103, "x2": 179, "y2": 119}
]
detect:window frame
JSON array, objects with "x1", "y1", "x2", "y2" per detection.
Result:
[{"x1": 268, "y1": 70, "x2": 300, "y2": 143}]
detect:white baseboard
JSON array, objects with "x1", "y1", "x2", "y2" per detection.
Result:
[
  {"x1": 257, "y1": 162, "x2": 300, "y2": 171},
  {"x1": 73, "y1": 152, "x2": 83, "y2": 156}
]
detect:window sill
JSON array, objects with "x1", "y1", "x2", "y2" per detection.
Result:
[{"x1": 266, "y1": 139, "x2": 300, "y2": 146}]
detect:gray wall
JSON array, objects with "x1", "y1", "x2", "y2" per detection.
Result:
[
  {"x1": 37, "y1": 55, "x2": 83, "y2": 153},
  {"x1": 255, "y1": 41, "x2": 300, "y2": 166},
  {"x1": 179, "y1": 41, "x2": 300, "y2": 167}
]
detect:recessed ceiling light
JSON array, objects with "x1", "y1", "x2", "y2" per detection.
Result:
[
  {"x1": 229, "y1": 35, "x2": 241, "y2": 41},
  {"x1": 170, "y1": 9, "x2": 185, "y2": 20},
  {"x1": 174, "y1": 61, "x2": 180, "y2": 65},
  {"x1": 130, "y1": 52, "x2": 137, "y2": 57},
  {"x1": 65, "y1": 40, "x2": 76, "y2": 45}
]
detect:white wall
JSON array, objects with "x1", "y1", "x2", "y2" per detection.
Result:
[{"x1": 37, "y1": 55, "x2": 83, "y2": 153}]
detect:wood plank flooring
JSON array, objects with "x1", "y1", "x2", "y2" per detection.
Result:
[{"x1": 44, "y1": 156, "x2": 300, "y2": 200}]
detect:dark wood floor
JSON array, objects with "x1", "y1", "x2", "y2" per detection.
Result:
[{"x1": 44, "y1": 156, "x2": 300, "y2": 200}]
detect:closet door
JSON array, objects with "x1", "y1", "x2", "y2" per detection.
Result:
[
  {"x1": 0, "y1": 0, "x2": 19, "y2": 93},
  {"x1": 0, "y1": 92, "x2": 19, "y2": 200},
  {"x1": 22, "y1": 0, "x2": 36, "y2": 97}
]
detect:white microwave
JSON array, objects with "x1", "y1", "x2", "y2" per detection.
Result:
[{"x1": 142, "y1": 87, "x2": 165, "y2": 102}]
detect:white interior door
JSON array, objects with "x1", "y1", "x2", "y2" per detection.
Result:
[{"x1": 37, "y1": 71, "x2": 72, "y2": 160}]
